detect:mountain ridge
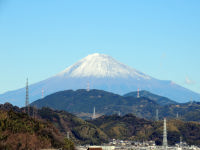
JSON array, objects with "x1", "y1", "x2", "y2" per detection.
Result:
[
  {"x1": 0, "y1": 53, "x2": 200, "y2": 106},
  {"x1": 124, "y1": 90, "x2": 177, "y2": 105},
  {"x1": 31, "y1": 89, "x2": 200, "y2": 122},
  {"x1": 57, "y1": 53, "x2": 151, "y2": 79}
]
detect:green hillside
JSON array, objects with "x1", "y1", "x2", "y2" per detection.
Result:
[
  {"x1": 89, "y1": 114, "x2": 200, "y2": 146},
  {"x1": 31, "y1": 89, "x2": 200, "y2": 122},
  {"x1": 0, "y1": 105, "x2": 74, "y2": 150},
  {"x1": 1, "y1": 102, "x2": 200, "y2": 147},
  {"x1": 36, "y1": 107, "x2": 108, "y2": 145},
  {"x1": 124, "y1": 90, "x2": 177, "y2": 105},
  {"x1": 31, "y1": 89, "x2": 160, "y2": 119}
]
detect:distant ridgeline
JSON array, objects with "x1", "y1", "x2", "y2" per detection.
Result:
[
  {"x1": 1, "y1": 53, "x2": 200, "y2": 107},
  {"x1": 1, "y1": 103, "x2": 200, "y2": 147},
  {"x1": 31, "y1": 89, "x2": 200, "y2": 122}
]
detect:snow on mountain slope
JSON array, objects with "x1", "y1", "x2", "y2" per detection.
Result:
[
  {"x1": 57, "y1": 53, "x2": 151, "y2": 79},
  {"x1": 0, "y1": 53, "x2": 200, "y2": 106}
]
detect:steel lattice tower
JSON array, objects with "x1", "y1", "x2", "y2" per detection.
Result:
[
  {"x1": 25, "y1": 78, "x2": 29, "y2": 115},
  {"x1": 163, "y1": 118, "x2": 168, "y2": 150}
]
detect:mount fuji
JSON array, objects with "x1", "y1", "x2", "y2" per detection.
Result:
[{"x1": 0, "y1": 53, "x2": 200, "y2": 106}]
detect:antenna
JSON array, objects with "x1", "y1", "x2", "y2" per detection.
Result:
[
  {"x1": 25, "y1": 78, "x2": 30, "y2": 116},
  {"x1": 137, "y1": 88, "x2": 140, "y2": 98},
  {"x1": 156, "y1": 109, "x2": 159, "y2": 121},
  {"x1": 163, "y1": 118, "x2": 168, "y2": 150},
  {"x1": 92, "y1": 106, "x2": 96, "y2": 120}
]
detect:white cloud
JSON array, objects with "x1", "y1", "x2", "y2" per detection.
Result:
[{"x1": 185, "y1": 76, "x2": 195, "y2": 85}]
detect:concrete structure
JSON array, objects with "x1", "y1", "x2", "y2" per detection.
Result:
[{"x1": 163, "y1": 118, "x2": 168, "y2": 150}]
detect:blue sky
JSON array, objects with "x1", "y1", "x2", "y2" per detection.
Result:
[{"x1": 0, "y1": 0, "x2": 200, "y2": 94}]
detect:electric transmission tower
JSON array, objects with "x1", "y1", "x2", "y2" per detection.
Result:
[{"x1": 25, "y1": 78, "x2": 30, "y2": 116}]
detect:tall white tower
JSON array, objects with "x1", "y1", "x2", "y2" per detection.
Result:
[
  {"x1": 92, "y1": 107, "x2": 96, "y2": 119},
  {"x1": 163, "y1": 118, "x2": 168, "y2": 150}
]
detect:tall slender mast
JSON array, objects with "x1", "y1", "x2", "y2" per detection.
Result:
[
  {"x1": 25, "y1": 78, "x2": 29, "y2": 115},
  {"x1": 163, "y1": 118, "x2": 168, "y2": 149}
]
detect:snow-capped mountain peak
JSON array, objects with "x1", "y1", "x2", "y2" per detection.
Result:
[{"x1": 58, "y1": 53, "x2": 151, "y2": 79}]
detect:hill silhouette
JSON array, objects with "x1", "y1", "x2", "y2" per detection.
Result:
[{"x1": 31, "y1": 89, "x2": 200, "y2": 121}]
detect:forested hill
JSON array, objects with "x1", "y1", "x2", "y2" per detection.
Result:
[
  {"x1": 0, "y1": 103, "x2": 108, "y2": 146},
  {"x1": 124, "y1": 90, "x2": 177, "y2": 105},
  {"x1": 89, "y1": 114, "x2": 200, "y2": 146},
  {"x1": 31, "y1": 89, "x2": 200, "y2": 121},
  {"x1": 0, "y1": 103, "x2": 75, "y2": 150}
]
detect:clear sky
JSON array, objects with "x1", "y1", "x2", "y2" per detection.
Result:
[{"x1": 0, "y1": 0, "x2": 200, "y2": 94}]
